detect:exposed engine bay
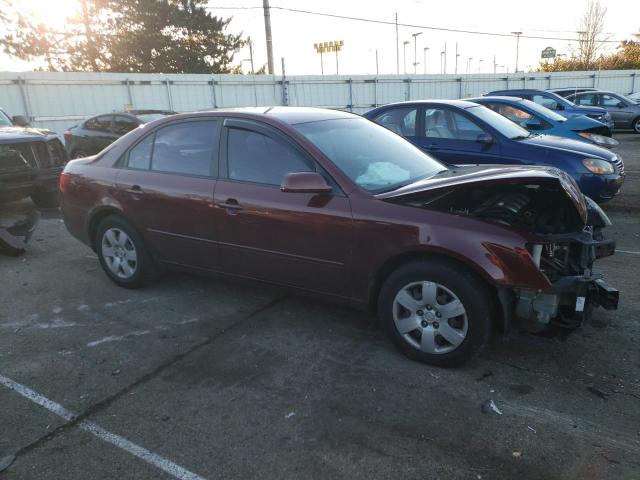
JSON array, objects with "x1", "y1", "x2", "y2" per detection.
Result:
[
  {"x1": 404, "y1": 181, "x2": 585, "y2": 235},
  {"x1": 397, "y1": 178, "x2": 619, "y2": 335}
]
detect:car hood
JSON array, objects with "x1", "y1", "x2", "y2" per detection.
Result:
[
  {"x1": 562, "y1": 114, "x2": 609, "y2": 132},
  {"x1": 376, "y1": 165, "x2": 587, "y2": 223},
  {"x1": 0, "y1": 126, "x2": 56, "y2": 143},
  {"x1": 569, "y1": 105, "x2": 607, "y2": 116},
  {"x1": 517, "y1": 134, "x2": 617, "y2": 161}
]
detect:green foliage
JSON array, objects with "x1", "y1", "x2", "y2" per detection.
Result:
[{"x1": 0, "y1": 0, "x2": 245, "y2": 73}]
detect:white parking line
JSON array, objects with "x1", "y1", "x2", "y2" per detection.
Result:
[
  {"x1": 0, "y1": 373, "x2": 206, "y2": 480},
  {"x1": 617, "y1": 249, "x2": 640, "y2": 256}
]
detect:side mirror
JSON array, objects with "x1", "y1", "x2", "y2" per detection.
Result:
[
  {"x1": 12, "y1": 115, "x2": 30, "y2": 127},
  {"x1": 617, "y1": 102, "x2": 625, "y2": 108},
  {"x1": 280, "y1": 172, "x2": 332, "y2": 194},
  {"x1": 555, "y1": 104, "x2": 564, "y2": 111},
  {"x1": 476, "y1": 133, "x2": 494, "y2": 145}
]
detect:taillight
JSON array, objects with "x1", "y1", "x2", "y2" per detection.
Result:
[
  {"x1": 59, "y1": 172, "x2": 70, "y2": 193},
  {"x1": 63, "y1": 130, "x2": 72, "y2": 141}
]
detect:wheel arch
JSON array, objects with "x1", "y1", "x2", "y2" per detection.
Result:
[
  {"x1": 368, "y1": 249, "x2": 503, "y2": 327},
  {"x1": 87, "y1": 205, "x2": 126, "y2": 251}
]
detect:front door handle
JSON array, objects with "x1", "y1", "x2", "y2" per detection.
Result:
[{"x1": 427, "y1": 143, "x2": 440, "y2": 150}]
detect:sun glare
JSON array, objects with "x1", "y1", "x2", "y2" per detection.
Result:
[{"x1": 17, "y1": 0, "x2": 80, "y2": 30}]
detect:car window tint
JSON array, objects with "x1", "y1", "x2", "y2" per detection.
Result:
[
  {"x1": 227, "y1": 128, "x2": 313, "y2": 185},
  {"x1": 85, "y1": 115, "x2": 112, "y2": 132},
  {"x1": 151, "y1": 121, "x2": 217, "y2": 176},
  {"x1": 373, "y1": 107, "x2": 417, "y2": 136},
  {"x1": 114, "y1": 116, "x2": 139, "y2": 135},
  {"x1": 531, "y1": 95, "x2": 558, "y2": 110},
  {"x1": 424, "y1": 108, "x2": 484, "y2": 140},
  {"x1": 128, "y1": 134, "x2": 154, "y2": 170},
  {"x1": 601, "y1": 94, "x2": 621, "y2": 106},
  {"x1": 575, "y1": 94, "x2": 598, "y2": 106}
]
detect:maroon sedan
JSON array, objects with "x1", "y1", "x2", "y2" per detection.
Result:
[{"x1": 60, "y1": 107, "x2": 618, "y2": 366}]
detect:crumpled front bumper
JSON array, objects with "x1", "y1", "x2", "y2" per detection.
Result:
[{"x1": 0, "y1": 209, "x2": 40, "y2": 256}]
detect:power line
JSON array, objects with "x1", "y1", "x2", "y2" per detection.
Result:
[{"x1": 207, "y1": 5, "x2": 626, "y2": 43}]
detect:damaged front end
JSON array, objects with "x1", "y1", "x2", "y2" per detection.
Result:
[{"x1": 380, "y1": 165, "x2": 619, "y2": 335}]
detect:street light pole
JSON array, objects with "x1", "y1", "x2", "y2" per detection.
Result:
[
  {"x1": 412, "y1": 32, "x2": 422, "y2": 74},
  {"x1": 395, "y1": 12, "x2": 399, "y2": 75},
  {"x1": 262, "y1": 0, "x2": 275, "y2": 74},
  {"x1": 403, "y1": 41, "x2": 410, "y2": 74},
  {"x1": 466, "y1": 57, "x2": 472, "y2": 74},
  {"x1": 478, "y1": 59, "x2": 483, "y2": 73},
  {"x1": 511, "y1": 31, "x2": 522, "y2": 73},
  {"x1": 375, "y1": 49, "x2": 379, "y2": 75},
  {"x1": 423, "y1": 47, "x2": 429, "y2": 74},
  {"x1": 455, "y1": 42, "x2": 459, "y2": 74},
  {"x1": 443, "y1": 42, "x2": 447, "y2": 74},
  {"x1": 248, "y1": 36, "x2": 255, "y2": 74}
]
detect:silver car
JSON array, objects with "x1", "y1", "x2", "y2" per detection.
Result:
[{"x1": 568, "y1": 91, "x2": 640, "y2": 133}]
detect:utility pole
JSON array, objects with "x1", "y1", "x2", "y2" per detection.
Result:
[
  {"x1": 443, "y1": 42, "x2": 447, "y2": 74},
  {"x1": 423, "y1": 47, "x2": 429, "y2": 74},
  {"x1": 511, "y1": 31, "x2": 522, "y2": 73},
  {"x1": 403, "y1": 40, "x2": 409, "y2": 74},
  {"x1": 263, "y1": 0, "x2": 275, "y2": 74},
  {"x1": 395, "y1": 12, "x2": 399, "y2": 75},
  {"x1": 248, "y1": 36, "x2": 255, "y2": 74},
  {"x1": 412, "y1": 32, "x2": 422, "y2": 74},
  {"x1": 454, "y1": 42, "x2": 459, "y2": 74}
]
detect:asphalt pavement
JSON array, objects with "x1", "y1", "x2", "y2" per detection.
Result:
[{"x1": 0, "y1": 134, "x2": 639, "y2": 480}]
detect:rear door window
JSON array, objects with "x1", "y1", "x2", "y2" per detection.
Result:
[
  {"x1": 531, "y1": 95, "x2": 559, "y2": 110},
  {"x1": 85, "y1": 115, "x2": 113, "y2": 132},
  {"x1": 372, "y1": 107, "x2": 417, "y2": 136},
  {"x1": 575, "y1": 94, "x2": 598, "y2": 106},
  {"x1": 424, "y1": 108, "x2": 485, "y2": 140},
  {"x1": 151, "y1": 121, "x2": 219, "y2": 177}
]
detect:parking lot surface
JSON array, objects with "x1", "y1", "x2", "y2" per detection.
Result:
[{"x1": 1, "y1": 134, "x2": 639, "y2": 479}]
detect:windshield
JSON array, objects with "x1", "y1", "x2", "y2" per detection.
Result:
[
  {"x1": 466, "y1": 105, "x2": 531, "y2": 139},
  {"x1": 136, "y1": 113, "x2": 171, "y2": 123},
  {"x1": 293, "y1": 117, "x2": 445, "y2": 193},
  {"x1": 519, "y1": 99, "x2": 567, "y2": 122},
  {"x1": 0, "y1": 109, "x2": 12, "y2": 126}
]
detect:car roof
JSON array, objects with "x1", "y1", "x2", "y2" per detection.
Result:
[
  {"x1": 372, "y1": 99, "x2": 482, "y2": 110},
  {"x1": 144, "y1": 107, "x2": 359, "y2": 126},
  {"x1": 548, "y1": 87, "x2": 598, "y2": 92},
  {"x1": 489, "y1": 89, "x2": 551, "y2": 94},
  {"x1": 570, "y1": 90, "x2": 616, "y2": 96},
  {"x1": 468, "y1": 96, "x2": 525, "y2": 103}
]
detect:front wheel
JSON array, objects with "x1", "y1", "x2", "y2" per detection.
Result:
[
  {"x1": 378, "y1": 259, "x2": 493, "y2": 367},
  {"x1": 633, "y1": 117, "x2": 640, "y2": 134},
  {"x1": 95, "y1": 215, "x2": 157, "y2": 288}
]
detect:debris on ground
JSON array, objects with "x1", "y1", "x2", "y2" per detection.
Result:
[
  {"x1": 586, "y1": 386, "x2": 610, "y2": 400},
  {"x1": 480, "y1": 399, "x2": 503, "y2": 415},
  {"x1": 285, "y1": 411, "x2": 295, "y2": 419},
  {"x1": 527, "y1": 426, "x2": 537, "y2": 433},
  {"x1": 512, "y1": 451, "x2": 522, "y2": 458},
  {"x1": 111, "y1": 368, "x2": 122, "y2": 376}
]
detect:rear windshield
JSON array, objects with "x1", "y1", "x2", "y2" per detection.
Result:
[
  {"x1": 518, "y1": 99, "x2": 567, "y2": 122},
  {"x1": 0, "y1": 109, "x2": 12, "y2": 126}
]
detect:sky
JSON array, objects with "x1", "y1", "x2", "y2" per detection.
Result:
[{"x1": 1, "y1": 0, "x2": 638, "y2": 74}]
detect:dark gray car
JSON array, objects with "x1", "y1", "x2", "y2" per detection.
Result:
[{"x1": 568, "y1": 91, "x2": 640, "y2": 133}]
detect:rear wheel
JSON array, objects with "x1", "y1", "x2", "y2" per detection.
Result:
[
  {"x1": 30, "y1": 189, "x2": 60, "y2": 208},
  {"x1": 71, "y1": 149, "x2": 88, "y2": 159},
  {"x1": 95, "y1": 215, "x2": 157, "y2": 288},
  {"x1": 378, "y1": 259, "x2": 493, "y2": 367},
  {"x1": 633, "y1": 117, "x2": 640, "y2": 134}
]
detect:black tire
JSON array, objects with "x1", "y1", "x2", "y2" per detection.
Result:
[
  {"x1": 31, "y1": 189, "x2": 60, "y2": 208},
  {"x1": 633, "y1": 117, "x2": 640, "y2": 134},
  {"x1": 378, "y1": 258, "x2": 493, "y2": 367},
  {"x1": 95, "y1": 214, "x2": 157, "y2": 288}
]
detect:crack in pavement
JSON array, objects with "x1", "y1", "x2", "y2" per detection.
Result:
[{"x1": 7, "y1": 294, "x2": 289, "y2": 463}]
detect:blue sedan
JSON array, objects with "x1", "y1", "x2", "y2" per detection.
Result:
[
  {"x1": 364, "y1": 100, "x2": 625, "y2": 202},
  {"x1": 468, "y1": 96, "x2": 619, "y2": 149}
]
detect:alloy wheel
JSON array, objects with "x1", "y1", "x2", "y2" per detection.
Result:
[
  {"x1": 392, "y1": 281, "x2": 468, "y2": 354},
  {"x1": 101, "y1": 228, "x2": 138, "y2": 279}
]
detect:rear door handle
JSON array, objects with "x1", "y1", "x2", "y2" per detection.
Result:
[
  {"x1": 126, "y1": 184, "x2": 143, "y2": 194},
  {"x1": 217, "y1": 198, "x2": 243, "y2": 212},
  {"x1": 427, "y1": 143, "x2": 440, "y2": 150}
]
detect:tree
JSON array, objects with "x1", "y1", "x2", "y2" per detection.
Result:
[
  {"x1": 574, "y1": 0, "x2": 610, "y2": 69},
  {"x1": 0, "y1": 0, "x2": 245, "y2": 73}
]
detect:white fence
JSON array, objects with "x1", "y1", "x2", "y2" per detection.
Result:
[{"x1": 1, "y1": 69, "x2": 639, "y2": 134}]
